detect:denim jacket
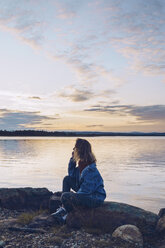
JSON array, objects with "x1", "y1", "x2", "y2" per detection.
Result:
[{"x1": 68, "y1": 158, "x2": 106, "y2": 201}]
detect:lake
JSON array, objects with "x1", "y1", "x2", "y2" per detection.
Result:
[{"x1": 0, "y1": 136, "x2": 164, "y2": 213}]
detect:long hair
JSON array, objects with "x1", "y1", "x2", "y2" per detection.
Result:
[{"x1": 73, "y1": 138, "x2": 96, "y2": 165}]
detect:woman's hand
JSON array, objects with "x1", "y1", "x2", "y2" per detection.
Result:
[
  {"x1": 72, "y1": 151, "x2": 74, "y2": 158},
  {"x1": 72, "y1": 146, "x2": 75, "y2": 158}
]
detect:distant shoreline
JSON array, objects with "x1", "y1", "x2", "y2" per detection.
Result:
[{"x1": 0, "y1": 130, "x2": 165, "y2": 137}]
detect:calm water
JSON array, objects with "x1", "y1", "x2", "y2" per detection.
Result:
[{"x1": 0, "y1": 136, "x2": 165, "y2": 213}]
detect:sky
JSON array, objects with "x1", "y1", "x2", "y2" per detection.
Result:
[{"x1": 0, "y1": 0, "x2": 165, "y2": 132}]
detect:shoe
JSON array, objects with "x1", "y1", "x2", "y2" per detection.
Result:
[{"x1": 51, "y1": 207, "x2": 67, "y2": 225}]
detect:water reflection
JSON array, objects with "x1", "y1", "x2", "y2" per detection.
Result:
[{"x1": 0, "y1": 137, "x2": 165, "y2": 213}]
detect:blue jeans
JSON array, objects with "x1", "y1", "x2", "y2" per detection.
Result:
[
  {"x1": 62, "y1": 175, "x2": 79, "y2": 192},
  {"x1": 62, "y1": 175, "x2": 103, "y2": 212},
  {"x1": 61, "y1": 192, "x2": 103, "y2": 212}
]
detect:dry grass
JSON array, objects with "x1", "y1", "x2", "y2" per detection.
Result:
[{"x1": 17, "y1": 210, "x2": 47, "y2": 225}]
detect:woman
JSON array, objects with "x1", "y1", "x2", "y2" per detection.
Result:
[{"x1": 51, "y1": 138, "x2": 106, "y2": 224}]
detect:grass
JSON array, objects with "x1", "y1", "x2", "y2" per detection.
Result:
[{"x1": 17, "y1": 209, "x2": 47, "y2": 225}]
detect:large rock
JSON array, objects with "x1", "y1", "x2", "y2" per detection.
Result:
[
  {"x1": 0, "y1": 188, "x2": 53, "y2": 210},
  {"x1": 155, "y1": 208, "x2": 165, "y2": 236},
  {"x1": 66, "y1": 201, "x2": 158, "y2": 235},
  {"x1": 112, "y1": 224, "x2": 143, "y2": 248},
  {"x1": 158, "y1": 208, "x2": 165, "y2": 218},
  {"x1": 156, "y1": 215, "x2": 165, "y2": 234}
]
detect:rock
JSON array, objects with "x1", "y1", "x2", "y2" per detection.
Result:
[
  {"x1": 8, "y1": 226, "x2": 46, "y2": 233},
  {"x1": 112, "y1": 224, "x2": 143, "y2": 247},
  {"x1": 0, "y1": 241, "x2": 5, "y2": 248},
  {"x1": 49, "y1": 192, "x2": 62, "y2": 213},
  {"x1": 0, "y1": 218, "x2": 18, "y2": 228},
  {"x1": 156, "y1": 215, "x2": 165, "y2": 234},
  {"x1": 158, "y1": 208, "x2": 165, "y2": 218},
  {"x1": 66, "y1": 201, "x2": 158, "y2": 235},
  {"x1": 0, "y1": 188, "x2": 53, "y2": 210}
]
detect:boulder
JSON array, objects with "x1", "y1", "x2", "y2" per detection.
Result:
[
  {"x1": 158, "y1": 208, "x2": 165, "y2": 218},
  {"x1": 156, "y1": 215, "x2": 165, "y2": 234},
  {"x1": 0, "y1": 188, "x2": 53, "y2": 210},
  {"x1": 112, "y1": 224, "x2": 143, "y2": 248},
  {"x1": 66, "y1": 201, "x2": 158, "y2": 235},
  {"x1": 0, "y1": 241, "x2": 5, "y2": 248}
]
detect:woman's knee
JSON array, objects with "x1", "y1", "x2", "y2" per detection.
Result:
[{"x1": 63, "y1": 175, "x2": 70, "y2": 183}]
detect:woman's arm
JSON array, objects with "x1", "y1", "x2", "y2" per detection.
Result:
[{"x1": 77, "y1": 169, "x2": 98, "y2": 195}]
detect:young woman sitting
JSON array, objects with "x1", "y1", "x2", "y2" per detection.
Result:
[{"x1": 51, "y1": 138, "x2": 106, "y2": 224}]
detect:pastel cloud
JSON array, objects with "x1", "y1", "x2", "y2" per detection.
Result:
[
  {"x1": 1, "y1": 0, "x2": 164, "y2": 83},
  {"x1": 28, "y1": 96, "x2": 41, "y2": 100},
  {"x1": 85, "y1": 104, "x2": 165, "y2": 122},
  {"x1": 86, "y1": 124, "x2": 104, "y2": 128},
  {"x1": 51, "y1": 0, "x2": 165, "y2": 81},
  {"x1": 58, "y1": 86, "x2": 116, "y2": 102},
  {"x1": 0, "y1": 109, "x2": 58, "y2": 130},
  {"x1": 0, "y1": 0, "x2": 45, "y2": 49},
  {"x1": 56, "y1": 1, "x2": 77, "y2": 19},
  {"x1": 103, "y1": 0, "x2": 165, "y2": 75},
  {"x1": 58, "y1": 88, "x2": 93, "y2": 102}
]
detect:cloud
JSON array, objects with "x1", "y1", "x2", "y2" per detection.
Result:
[
  {"x1": 134, "y1": 63, "x2": 165, "y2": 75},
  {"x1": 0, "y1": 0, "x2": 165, "y2": 87},
  {"x1": 85, "y1": 104, "x2": 165, "y2": 122},
  {"x1": 52, "y1": 40, "x2": 125, "y2": 87},
  {"x1": 58, "y1": 86, "x2": 116, "y2": 102},
  {"x1": 104, "y1": 0, "x2": 165, "y2": 75},
  {"x1": 0, "y1": 109, "x2": 58, "y2": 130},
  {"x1": 86, "y1": 124, "x2": 104, "y2": 128},
  {"x1": 129, "y1": 105, "x2": 165, "y2": 121},
  {"x1": 28, "y1": 96, "x2": 41, "y2": 100},
  {"x1": 0, "y1": 0, "x2": 45, "y2": 49},
  {"x1": 55, "y1": 0, "x2": 88, "y2": 20},
  {"x1": 58, "y1": 87, "x2": 93, "y2": 102},
  {"x1": 51, "y1": 0, "x2": 165, "y2": 82},
  {"x1": 56, "y1": 2, "x2": 77, "y2": 20}
]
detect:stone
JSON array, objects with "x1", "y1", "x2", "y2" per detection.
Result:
[
  {"x1": 158, "y1": 208, "x2": 165, "y2": 218},
  {"x1": 8, "y1": 226, "x2": 46, "y2": 233},
  {"x1": 66, "y1": 201, "x2": 158, "y2": 235},
  {"x1": 156, "y1": 215, "x2": 165, "y2": 234},
  {"x1": 0, "y1": 218, "x2": 17, "y2": 228},
  {"x1": 0, "y1": 241, "x2": 5, "y2": 248},
  {"x1": 0, "y1": 188, "x2": 53, "y2": 210},
  {"x1": 112, "y1": 224, "x2": 143, "y2": 247}
]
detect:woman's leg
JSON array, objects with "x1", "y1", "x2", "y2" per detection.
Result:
[
  {"x1": 62, "y1": 176, "x2": 79, "y2": 192},
  {"x1": 61, "y1": 192, "x2": 103, "y2": 212}
]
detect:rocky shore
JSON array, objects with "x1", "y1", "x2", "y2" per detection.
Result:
[{"x1": 0, "y1": 188, "x2": 164, "y2": 248}]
